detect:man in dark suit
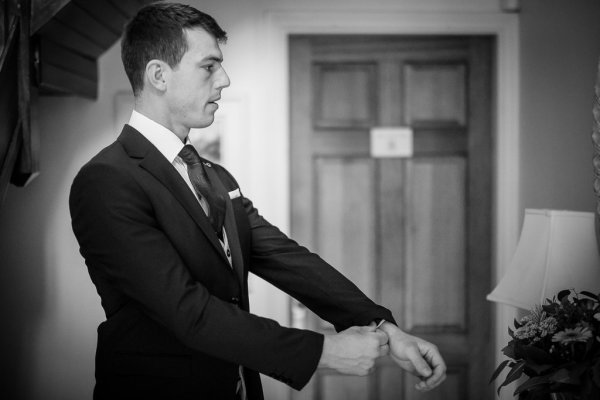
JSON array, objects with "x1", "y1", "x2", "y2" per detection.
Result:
[{"x1": 69, "y1": 3, "x2": 446, "y2": 399}]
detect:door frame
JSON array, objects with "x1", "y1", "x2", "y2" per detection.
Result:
[{"x1": 262, "y1": 9, "x2": 519, "y2": 400}]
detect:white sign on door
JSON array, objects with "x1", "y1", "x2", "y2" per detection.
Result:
[{"x1": 370, "y1": 126, "x2": 414, "y2": 158}]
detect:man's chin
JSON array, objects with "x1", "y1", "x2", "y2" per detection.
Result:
[{"x1": 189, "y1": 117, "x2": 215, "y2": 130}]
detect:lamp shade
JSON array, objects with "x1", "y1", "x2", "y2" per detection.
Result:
[{"x1": 487, "y1": 209, "x2": 600, "y2": 309}]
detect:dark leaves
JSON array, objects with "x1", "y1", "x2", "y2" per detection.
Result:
[
  {"x1": 514, "y1": 376, "x2": 549, "y2": 395},
  {"x1": 580, "y1": 291, "x2": 599, "y2": 301},
  {"x1": 490, "y1": 288, "x2": 600, "y2": 398},
  {"x1": 557, "y1": 289, "x2": 571, "y2": 302},
  {"x1": 497, "y1": 360, "x2": 526, "y2": 395},
  {"x1": 490, "y1": 359, "x2": 511, "y2": 384},
  {"x1": 520, "y1": 345, "x2": 554, "y2": 365}
]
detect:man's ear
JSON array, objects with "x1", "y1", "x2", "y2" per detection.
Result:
[{"x1": 145, "y1": 60, "x2": 168, "y2": 92}]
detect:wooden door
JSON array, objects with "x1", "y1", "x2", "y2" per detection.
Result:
[{"x1": 289, "y1": 35, "x2": 493, "y2": 400}]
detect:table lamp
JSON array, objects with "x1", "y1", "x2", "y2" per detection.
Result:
[{"x1": 487, "y1": 209, "x2": 600, "y2": 309}]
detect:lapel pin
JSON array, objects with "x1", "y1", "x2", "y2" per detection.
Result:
[{"x1": 203, "y1": 162, "x2": 212, "y2": 167}]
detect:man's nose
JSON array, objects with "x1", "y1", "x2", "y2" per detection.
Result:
[{"x1": 216, "y1": 67, "x2": 231, "y2": 89}]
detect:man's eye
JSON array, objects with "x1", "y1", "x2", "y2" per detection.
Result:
[{"x1": 203, "y1": 62, "x2": 221, "y2": 72}]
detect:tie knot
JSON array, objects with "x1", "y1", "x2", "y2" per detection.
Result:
[{"x1": 179, "y1": 144, "x2": 202, "y2": 165}]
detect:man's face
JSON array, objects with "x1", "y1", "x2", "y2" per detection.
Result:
[{"x1": 165, "y1": 28, "x2": 230, "y2": 131}]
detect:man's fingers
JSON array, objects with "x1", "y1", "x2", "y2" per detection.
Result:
[
  {"x1": 421, "y1": 348, "x2": 447, "y2": 388},
  {"x1": 412, "y1": 343, "x2": 446, "y2": 391},
  {"x1": 359, "y1": 324, "x2": 388, "y2": 346},
  {"x1": 379, "y1": 344, "x2": 390, "y2": 357},
  {"x1": 362, "y1": 323, "x2": 377, "y2": 333},
  {"x1": 405, "y1": 345, "x2": 432, "y2": 378},
  {"x1": 374, "y1": 330, "x2": 389, "y2": 346},
  {"x1": 425, "y1": 370, "x2": 447, "y2": 389},
  {"x1": 382, "y1": 326, "x2": 447, "y2": 392},
  {"x1": 416, "y1": 370, "x2": 447, "y2": 391}
]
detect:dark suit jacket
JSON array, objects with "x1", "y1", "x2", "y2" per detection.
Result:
[{"x1": 69, "y1": 125, "x2": 395, "y2": 400}]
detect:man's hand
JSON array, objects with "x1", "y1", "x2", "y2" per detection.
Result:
[
  {"x1": 379, "y1": 322, "x2": 446, "y2": 391},
  {"x1": 318, "y1": 325, "x2": 389, "y2": 376}
]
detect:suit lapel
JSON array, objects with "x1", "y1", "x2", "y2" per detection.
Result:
[
  {"x1": 117, "y1": 126, "x2": 228, "y2": 263},
  {"x1": 204, "y1": 163, "x2": 246, "y2": 289}
]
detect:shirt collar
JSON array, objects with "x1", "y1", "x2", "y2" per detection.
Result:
[{"x1": 128, "y1": 110, "x2": 189, "y2": 163}]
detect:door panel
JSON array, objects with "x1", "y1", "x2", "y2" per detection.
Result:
[
  {"x1": 315, "y1": 63, "x2": 377, "y2": 128},
  {"x1": 405, "y1": 158, "x2": 466, "y2": 333},
  {"x1": 322, "y1": 373, "x2": 371, "y2": 400},
  {"x1": 316, "y1": 157, "x2": 376, "y2": 299},
  {"x1": 404, "y1": 63, "x2": 467, "y2": 126},
  {"x1": 290, "y1": 35, "x2": 493, "y2": 400}
]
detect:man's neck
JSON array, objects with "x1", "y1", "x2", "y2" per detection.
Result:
[{"x1": 134, "y1": 98, "x2": 189, "y2": 142}]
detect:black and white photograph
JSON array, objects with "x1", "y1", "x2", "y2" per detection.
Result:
[{"x1": 1, "y1": 1, "x2": 599, "y2": 399}]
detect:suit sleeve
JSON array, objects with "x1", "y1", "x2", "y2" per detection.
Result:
[
  {"x1": 69, "y1": 161, "x2": 323, "y2": 390},
  {"x1": 216, "y1": 168, "x2": 396, "y2": 331}
]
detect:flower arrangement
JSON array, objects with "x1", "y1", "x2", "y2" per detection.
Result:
[{"x1": 491, "y1": 289, "x2": 600, "y2": 400}]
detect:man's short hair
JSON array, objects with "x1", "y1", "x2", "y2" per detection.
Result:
[{"x1": 121, "y1": 2, "x2": 227, "y2": 96}]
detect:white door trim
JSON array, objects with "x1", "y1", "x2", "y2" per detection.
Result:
[{"x1": 261, "y1": 10, "x2": 519, "y2": 398}]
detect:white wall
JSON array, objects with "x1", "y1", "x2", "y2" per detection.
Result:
[
  {"x1": 0, "y1": 39, "x2": 131, "y2": 399},
  {"x1": 1, "y1": 0, "x2": 596, "y2": 399},
  {"x1": 520, "y1": 0, "x2": 600, "y2": 213}
]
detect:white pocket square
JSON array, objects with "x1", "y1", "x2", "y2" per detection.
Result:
[{"x1": 228, "y1": 188, "x2": 241, "y2": 199}]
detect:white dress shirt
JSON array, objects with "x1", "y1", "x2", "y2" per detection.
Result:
[{"x1": 128, "y1": 110, "x2": 233, "y2": 267}]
